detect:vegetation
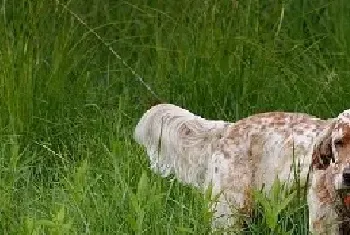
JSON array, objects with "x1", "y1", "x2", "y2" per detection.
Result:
[{"x1": 1, "y1": 0, "x2": 349, "y2": 234}]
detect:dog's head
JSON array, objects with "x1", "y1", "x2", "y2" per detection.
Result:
[{"x1": 312, "y1": 109, "x2": 350, "y2": 191}]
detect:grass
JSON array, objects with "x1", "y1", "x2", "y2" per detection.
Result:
[{"x1": 0, "y1": 0, "x2": 350, "y2": 234}]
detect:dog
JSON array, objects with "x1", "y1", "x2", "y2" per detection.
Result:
[{"x1": 134, "y1": 104, "x2": 350, "y2": 234}]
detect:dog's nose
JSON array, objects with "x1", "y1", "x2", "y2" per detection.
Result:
[{"x1": 343, "y1": 167, "x2": 350, "y2": 186}]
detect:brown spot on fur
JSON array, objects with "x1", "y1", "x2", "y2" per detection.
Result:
[
  {"x1": 338, "y1": 124, "x2": 350, "y2": 143},
  {"x1": 228, "y1": 112, "x2": 324, "y2": 140},
  {"x1": 295, "y1": 129, "x2": 304, "y2": 136},
  {"x1": 223, "y1": 151, "x2": 231, "y2": 159},
  {"x1": 226, "y1": 126, "x2": 240, "y2": 139},
  {"x1": 312, "y1": 220, "x2": 323, "y2": 231},
  {"x1": 240, "y1": 188, "x2": 253, "y2": 215},
  {"x1": 248, "y1": 134, "x2": 264, "y2": 187}
]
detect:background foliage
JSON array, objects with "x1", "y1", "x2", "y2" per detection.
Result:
[{"x1": 1, "y1": 0, "x2": 349, "y2": 234}]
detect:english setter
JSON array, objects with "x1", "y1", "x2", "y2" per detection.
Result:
[{"x1": 134, "y1": 104, "x2": 350, "y2": 234}]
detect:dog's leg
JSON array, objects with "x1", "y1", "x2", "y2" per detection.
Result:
[
  {"x1": 206, "y1": 152, "x2": 252, "y2": 233},
  {"x1": 308, "y1": 170, "x2": 339, "y2": 234},
  {"x1": 209, "y1": 189, "x2": 253, "y2": 235}
]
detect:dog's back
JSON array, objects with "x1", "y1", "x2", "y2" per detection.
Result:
[{"x1": 221, "y1": 112, "x2": 330, "y2": 191}]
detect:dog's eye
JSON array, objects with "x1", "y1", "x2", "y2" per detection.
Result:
[{"x1": 334, "y1": 139, "x2": 343, "y2": 148}]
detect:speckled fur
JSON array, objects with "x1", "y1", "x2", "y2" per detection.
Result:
[
  {"x1": 134, "y1": 104, "x2": 350, "y2": 234},
  {"x1": 308, "y1": 111, "x2": 350, "y2": 234}
]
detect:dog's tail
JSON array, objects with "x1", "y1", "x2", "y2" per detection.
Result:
[{"x1": 134, "y1": 103, "x2": 228, "y2": 186}]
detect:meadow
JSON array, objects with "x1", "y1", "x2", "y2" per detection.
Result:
[{"x1": 1, "y1": 0, "x2": 350, "y2": 234}]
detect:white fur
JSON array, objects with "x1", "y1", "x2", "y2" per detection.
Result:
[{"x1": 134, "y1": 104, "x2": 228, "y2": 187}]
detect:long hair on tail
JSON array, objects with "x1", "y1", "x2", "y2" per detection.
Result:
[{"x1": 134, "y1": 104, "x2": 228, "y2": 187}]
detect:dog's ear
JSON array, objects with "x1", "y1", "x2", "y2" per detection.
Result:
[{"x1": 312, "y1": 123, "x2": 335, "y2": 170}]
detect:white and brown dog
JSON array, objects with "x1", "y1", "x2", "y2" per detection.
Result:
[{"x1": 134, "y1": 104, "x2": 350, "y2": 234}]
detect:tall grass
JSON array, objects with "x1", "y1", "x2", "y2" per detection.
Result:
[{"x1": 0, "y1": 0, "x2": 350, "y2": 234}]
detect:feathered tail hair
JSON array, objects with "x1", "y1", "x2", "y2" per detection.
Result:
[{"x1": 134, "y1": 104, "x2": 228, "y2": 187}]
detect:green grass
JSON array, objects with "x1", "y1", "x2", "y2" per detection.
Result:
[{"x1": 1, "y1": 0, "x2": 350, "y2": 234}]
